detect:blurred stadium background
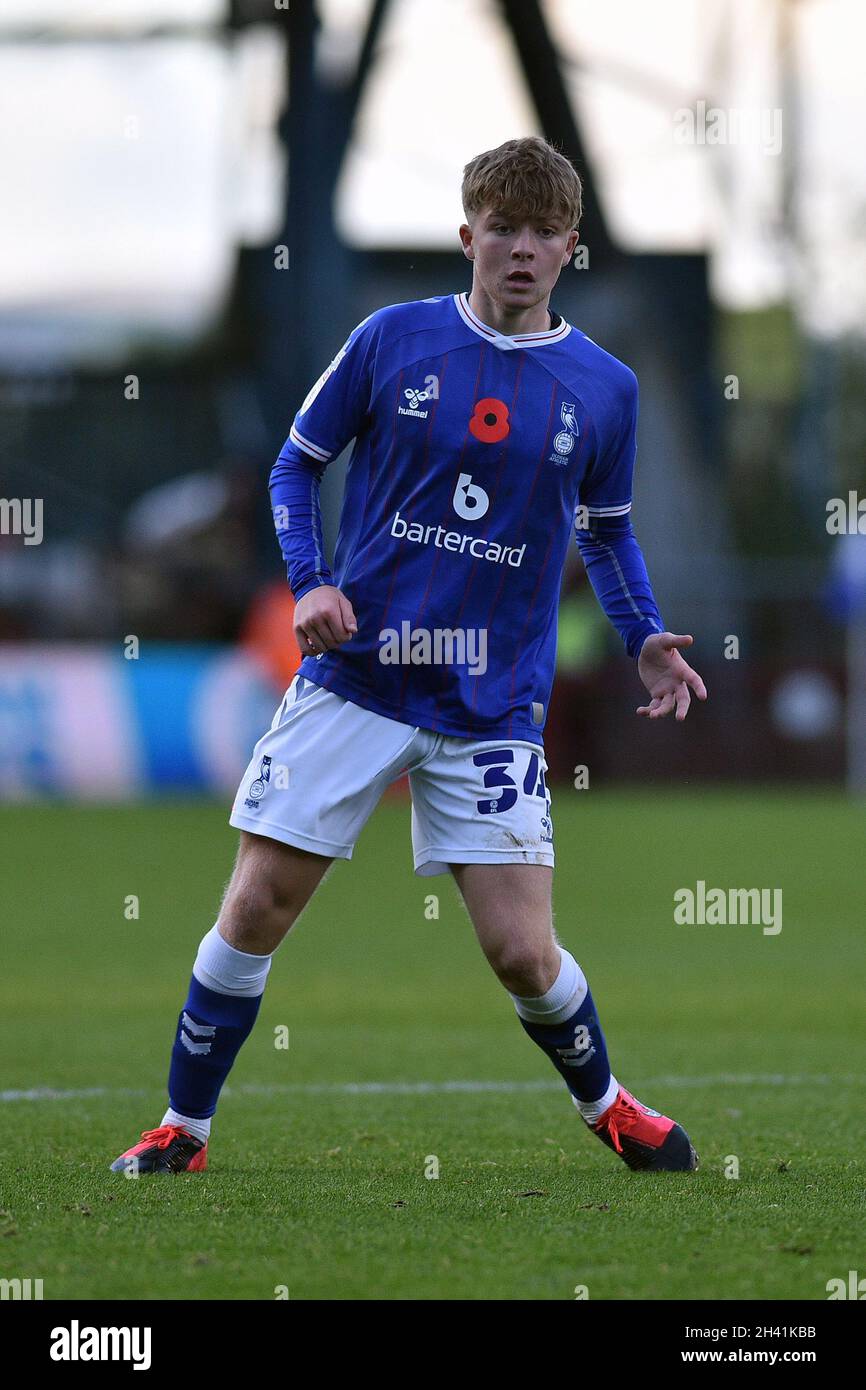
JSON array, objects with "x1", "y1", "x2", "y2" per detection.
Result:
[
  {"x1": 1, "y1": 0, "x2": 865, "y2": 797},
  {"x1": 0, "y1": 0, "x2": 863, "y2": 819}
]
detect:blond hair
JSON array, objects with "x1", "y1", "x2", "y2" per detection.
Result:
[{"x1": 462, "y1": 136, "x2": 583, "y2": 231}]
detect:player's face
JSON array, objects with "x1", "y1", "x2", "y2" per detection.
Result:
[{"x1": 461, "y1": 207, "x2": 578, "y2": 311}]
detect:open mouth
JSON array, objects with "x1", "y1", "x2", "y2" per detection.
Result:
[{"x1": 507, "y1": 271, "x2": 535, "y2": 285}]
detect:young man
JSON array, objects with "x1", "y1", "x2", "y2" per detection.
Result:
[{"x1": 112, "y1": 136, "x2": 707, "y2": 1177}]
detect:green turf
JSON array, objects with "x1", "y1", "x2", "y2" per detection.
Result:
[{"x1": 1, "y1": 790, "x2": 864, "y2": 1300}]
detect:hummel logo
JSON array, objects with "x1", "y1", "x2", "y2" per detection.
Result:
[
  {"x1": 180, "y1": 1012, "x2": 215, "y2": 1056},
  {"x1": 555, "y1": 1022, "x2": 596, "y2": 1068},
  {"x1": 399, "y1": 385, "x2": 431, "y2": 418},
  {"x1": 555, "y1": 1043, "x2": 597, "y2": 1068}
]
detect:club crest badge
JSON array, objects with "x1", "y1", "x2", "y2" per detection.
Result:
[
  {"x1": 245, "y1": 755, "x2": 272, "y2": 808},
  {"x1": 550, "y1": 401, "x2": 579, "y2": 465}
]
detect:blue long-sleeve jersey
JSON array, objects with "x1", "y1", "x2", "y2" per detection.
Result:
[{"x1": 269, "y1": 292, "x2": 664, "y2": 745}]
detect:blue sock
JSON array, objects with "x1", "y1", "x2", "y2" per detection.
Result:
[
  {"x1": 511, "y1": 947, "x2": 614, "y2": 1108},
  {"x1": 167, "y1": 925, "x2": 272, "y2": 1122}
]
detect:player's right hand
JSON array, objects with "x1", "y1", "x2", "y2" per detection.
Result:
[{"x1": 294, "y1": 585, "x2": 358, "y2": 655}]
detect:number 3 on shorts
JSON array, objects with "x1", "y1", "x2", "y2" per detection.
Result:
[{"x1": 472, "y1": 748, "x2": 548, "y2": 816}]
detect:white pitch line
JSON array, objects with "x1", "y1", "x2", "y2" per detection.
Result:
[
  {"x1": 0, "y1": 1087, "x2": 146, "y2": 1102},
  {"x1": 0, "y1": 1074, "x2": 860, "y2": 1103}
]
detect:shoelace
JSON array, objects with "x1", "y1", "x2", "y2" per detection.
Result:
[
  {"x1": 138, "y1": 1124, "x2": 191, "y2": 1150},
  {"x1": 596, "y1": 1093, "x2": 645, "y2": 1155}
]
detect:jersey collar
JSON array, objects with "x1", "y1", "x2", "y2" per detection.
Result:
[{"x1": 454, "y1": 291, "x2": 571, "y2": 351}]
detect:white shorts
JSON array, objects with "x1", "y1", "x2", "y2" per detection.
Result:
[{"x1": 229, "y1": 674, "x2": 555, "y2": 876}]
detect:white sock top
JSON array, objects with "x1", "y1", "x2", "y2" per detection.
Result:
[
  {"x1": 509, "y1": 946, "x2": 588, "y2": 1025},
  {"x1": 192, "y1": 924, "x2": 272, "y2": 997}
]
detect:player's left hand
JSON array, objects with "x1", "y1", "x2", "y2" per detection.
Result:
[{"x1": 636, "y1": 632, "x2": 707, "y2": 721}]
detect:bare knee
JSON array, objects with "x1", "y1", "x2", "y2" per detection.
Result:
[
  {"x1": 486, "y1": 936, "x2": 560, "y2": 997},
  {"x1": 219, "y1": 834, "x2": 332, "y2": 953},
  {"x1": 221, "y1": 879, "x2": 292, "y2": 951},
  {"x1": 451, "y1": 863, "x2": 559, "y2": 996}
]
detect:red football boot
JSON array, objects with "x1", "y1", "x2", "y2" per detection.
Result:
[
  {"x1": 110, "y1": 1124, "x2": 208, "y2": 1175},
  {"x1": 586, "y1": 1086, "x2": 698, "y2": 1171}
]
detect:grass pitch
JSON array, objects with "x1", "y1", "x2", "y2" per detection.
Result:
[{"x1": 1, "y1": 789, "x2": 863, "y2": 1300}]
